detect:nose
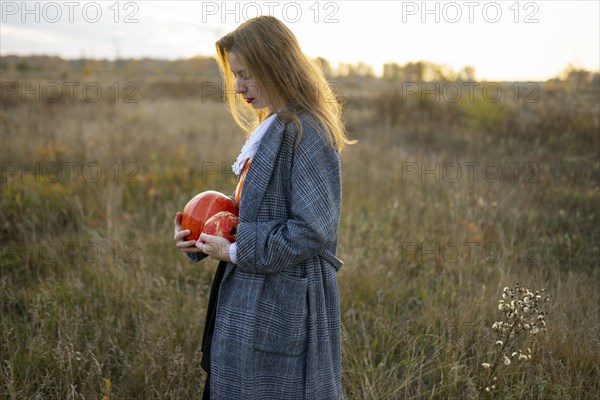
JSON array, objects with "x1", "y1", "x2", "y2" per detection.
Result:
[{"x1": 235, "y1": 79, "x2": 246, "y2": 94}]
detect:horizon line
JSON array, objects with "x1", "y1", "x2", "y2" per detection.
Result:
[{"x1": 2, "y1": 52, "x2": 599, "y2": 83}]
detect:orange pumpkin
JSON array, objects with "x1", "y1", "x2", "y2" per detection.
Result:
[
  {"x1": 181, "y1": 191, "x2": 239, "y2": 241},
  {"x1": 204, "y1": 211, "x2": 239, "y2": 242}
]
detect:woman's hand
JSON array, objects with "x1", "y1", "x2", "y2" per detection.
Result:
[
  {"x1": 173, "y1": 212, "x2": 205, "y2": 254},
  {"x1": 196, "y1": 233, "x2": 232, "y2": 263}
]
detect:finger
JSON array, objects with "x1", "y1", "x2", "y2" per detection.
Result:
[
  {"x1": 195, "y1": 241, "x2": 208, "y2": 253},
  {"x1": 173, "y1": 229, "x2": 192, "y2": 240},
  {"x1": 200, "y1": 233, "x2": 230, "y2": 248},
  {"x1": 174, "y1": 212, "x2": 183, "y2": 231},
  {"x1": 198, "y1": 235, "x2": 229, "y2": 259},
  {"x1": 174, "y1": 230, "x2": 191, "y2": 241},
  {"x1": 196, "y1": 240, "x2": 220, "y2": 254},
  {"x1": 181, "y1": 247, "x2": 203, "y2": 254},
  {"x1": 176, "y1": 239, "x2": 197, "y2": 248},
  {"x1": 200, "y1": 232, "x2": 223, "y2": 243}
]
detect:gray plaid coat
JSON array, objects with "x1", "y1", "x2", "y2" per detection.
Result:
[{"x1": 209, "y1": 112, "x2": 344, "y2": 399}]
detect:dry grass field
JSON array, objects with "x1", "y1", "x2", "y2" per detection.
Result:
[{"x1": 1, "y1": 62, "x2": 599, "y2": 399}]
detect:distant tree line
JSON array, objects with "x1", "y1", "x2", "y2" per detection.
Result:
[
  {"x1": 382, "y1": 61, "x2": 476, "y2": 82},
  {"x1": 0, "y1": 55, "x2": 219, "y2": 78},
  {"x1": 1, "y1": 55, "x2": 598, "y2": 86}
]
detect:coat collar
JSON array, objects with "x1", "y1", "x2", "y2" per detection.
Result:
[{"x1": 238, "y1": 115, "x2": 286, "y2": 222}]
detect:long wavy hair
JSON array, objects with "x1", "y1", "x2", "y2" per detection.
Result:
[{"x1": 215, "y1": 15, "x2": 355, "y2": 151}]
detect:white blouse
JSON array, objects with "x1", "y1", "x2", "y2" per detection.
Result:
[
  {"x1": 229, "y1": 113, "x2": 278, "y2": 263},
  {"x1": 231, "y1": 113, "x2": 278, "y2": 176}
]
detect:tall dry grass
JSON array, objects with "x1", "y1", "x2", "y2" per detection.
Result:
[{"x1": 1, "y1": 74, "x2": 599, "y2": 399}]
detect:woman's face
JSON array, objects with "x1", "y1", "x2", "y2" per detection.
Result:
[{"x1": 228, "y1": 51, "x2": 274, "y2": 110}]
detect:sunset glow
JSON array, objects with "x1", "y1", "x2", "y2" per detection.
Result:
[{"x1": 1, "y1": 1, "x2": 599, "y2": 81}]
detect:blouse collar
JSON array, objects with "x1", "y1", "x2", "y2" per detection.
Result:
[{"x1": 231, "y1": 113, "x2": 278, "y2": 176}]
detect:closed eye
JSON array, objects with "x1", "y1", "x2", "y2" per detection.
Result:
[{"x1": 232, "y1": 70, "x2": 250, "y2": 80}]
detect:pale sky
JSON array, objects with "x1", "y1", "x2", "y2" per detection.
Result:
[{"x1": 1, "y1": 0, "x2": 598, "y2": 81}]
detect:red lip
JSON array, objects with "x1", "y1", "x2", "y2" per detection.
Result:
[{"x1": 245, "y1": 97, "x2": 255, "y2": 104}]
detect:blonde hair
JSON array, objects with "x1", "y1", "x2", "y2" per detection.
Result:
[{"x1": 215, "y1": 15, "x2": 355, "y2": 151}]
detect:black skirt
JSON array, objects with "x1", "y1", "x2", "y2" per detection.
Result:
[{"x1": 200, "y1": 260, "x2": 228, "y2": 373}]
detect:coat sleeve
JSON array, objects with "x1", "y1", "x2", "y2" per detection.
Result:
[{"x1": 234, "y1": 126, "x2": 341, "y2": 275}]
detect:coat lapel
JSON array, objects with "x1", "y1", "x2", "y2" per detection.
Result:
[{"x1": 238, "y1": 116, "x2": 286, "y2": 222}]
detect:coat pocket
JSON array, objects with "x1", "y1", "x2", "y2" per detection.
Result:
[{"x1": 253, "y1": 273, "x2": 308, "y2": 357}]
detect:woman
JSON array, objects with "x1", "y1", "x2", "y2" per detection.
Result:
[{"x1": 174, "y1": 15, "x2": 354, "y2": 399}]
